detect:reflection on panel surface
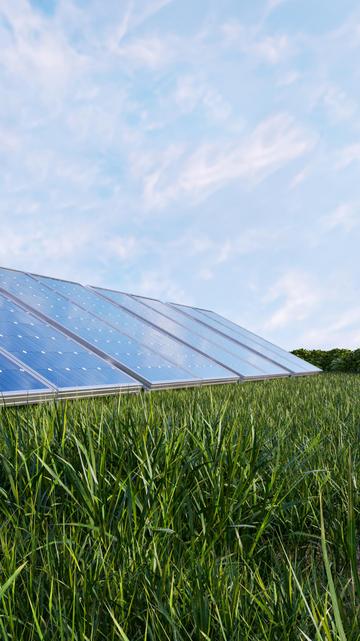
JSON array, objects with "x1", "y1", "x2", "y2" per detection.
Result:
[
  {"x1": 0, "y1": 292, "x2": 140, "y2": 391},
  {"x1": 0, "y1": 269, "x2": 207, "y2": 387},
  {"x1": 34, "y1": 276, "x2": 236, "y2": 384},
  {"x1": 186, "y1": 307, "x2": 321, "y2": 374},
  {"x1": 0, "y1": 351, "x2": 49, "y2": 393},
  {"x1": 171, "y1": 305, "x2": 314, "y2": 374},
  {"x1": 95, "y1": 288, "x2": 282, "y2": 378},
  {"x1": 133, "y1": 295, "x2": 289, "y2": 378}
]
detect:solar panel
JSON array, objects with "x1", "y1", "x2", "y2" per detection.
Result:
[
  {"x1": 0, "y1": 350, "x2": 50, "y2": 396},
  {"x1": 171, "y1": 304, "x2": 319, "y2": 375},
  {"x1": 32, "y1": 275, "x2": 238, "y2": 385},
  {"x1": 0, "y1": 292, "x2": 141, "y2": 395},
  {"x1": 0, "y1": 268, "x2": 227, "y2": 388},
  {"x1": 128, "y1": 295, "x2": 290, "y2": 378},
  {"x1": 0, "y1": 346, "x2": 54, "y2": 406},
  {"x1": 196, "y1": 308, "x2": 320, "y2": 373},
  {"x1": 197, "y1": 308, "x2": 321, "y2": 374},
  {"x1": 92, "y1": 287, "x2": 288, "y2": 378},
  {"x1": 0, "y1": 265, "x2": 320, "y2": 404}
]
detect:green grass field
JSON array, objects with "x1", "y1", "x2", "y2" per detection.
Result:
[{"x1": 0, "y1": 373, "x2": 359, "y2": 640}]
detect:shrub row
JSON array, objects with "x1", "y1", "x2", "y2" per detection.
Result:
[{"x1": 292, "y1": 348, "x2": 360, "y2": 373}]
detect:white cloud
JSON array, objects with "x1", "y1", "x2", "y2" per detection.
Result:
[
  {"x1": 264, "y1": 271, "x2": 319, "y2": 330},
  {"x1": 277, "y1": 71, "x2": 300, "y2": 87},
  {"x1": 309, "y1": 83, "x2": 358, "y2": 124},
  {"x1": 126, "y1": 269, "x2": 187, "y2": 301},
  {"x1": 322, "y1": 203, "x2": 359, "y2": 233},
  {"x1": 116, "y1": 35, "x2": 172, "y2": 69},
  {"x1": 0, "y1": 1, "x2": 87, "y2": 101},
  {"x1": 336, "y1": 143, "x2": 360, "y2": 169},
  {"x1": 136, "y1": 0, "x2": 174, "y2": 24},
  {"x1": 108, "y1": 0, "x2": 174, "y2": 48},
  {"x1": 331, "y1": 308, "x2": 360, "y2": 332},
  {"x1": 0, "y1": 126, "x2": 20, "y2": 152},
  {"x1": 106, "y1": 236, "x2": 143, "y2": 261},
  {"x1": 221, "y1": 21, "x2": 294, "y2": 64},
  {"x1": 139, "y1": 113, "x2": 316, "y2": 208},
  {"x1": 289, "y1": 166, "x2": 309, "y2": 189},
  {"x1": 213, "y1": 229, "x2": 283, "y2": 264},
  {"x1": 174, "y1": 75, "x2": 231, "y2": 122},
  {"x1": 251, "y1": 34, "x2": 292, "y2": 64},
  {"x1": 0, "y1": 222, "x2": 97, "y2": 269},
  {"x1": 323, "y1": 85, "x2": 357, "y2": 122},
  {"x1": 299, "y1": 307, "x2": 360, "y2": 349},
  {"x1": 180, "y1": 114, "x2": 314, "y2": 192},
  {"x1": 198, "y1": 268, "x2": 213, "y2": 281},
  {"x1": 265, "y1": 0, "x2": 289, "y2": 14}
]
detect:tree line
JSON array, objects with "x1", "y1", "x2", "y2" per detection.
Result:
[{"x1": 291, "y1": 348, "x2": 360, "y2": 373}]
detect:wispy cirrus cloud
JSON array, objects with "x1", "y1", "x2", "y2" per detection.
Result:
[
  {"x1": 322, "y1": 203, "x2": 360, "y2": 232},
  {"x1": 221, "y1": 21, "x2": 294, "y2": 64},
  {"x1": 263, "y1": 271, "x2": 320, "y2": 331},
  {"x1": 336, "y1": 143, "x2": 360, "y2": 169},
  {"x1": 137, "y1": 113, "x2": 316, "y2": 208}
]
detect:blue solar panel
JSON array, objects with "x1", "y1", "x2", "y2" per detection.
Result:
[
  {"x1": 130, "y1": 295, "x2": 289, "y2": 378},
  {"x1": 0, "y1": 291, "x2": 141, "y2": 391},
  {"x1": 197, "y1": 308, "x2": 320, "y2": 373},
  {"x1": 92, "y1": 287, "x2": 284, "y2": 378},
  {"x1": 172, "y1": 305, "x2": 319, "y2": 374},
  {"x1": 0, "y1": 351, "x2": 49, "y2": 394},
  {"x1": 32, "y1": 275, "x2": 238, "y2": 384},
  {"x1": 0, "y1": 269, "x2": 211, "y2": 387},
  {"x1": 0, "y1": 265, "x2": 320, "y2": 403}
]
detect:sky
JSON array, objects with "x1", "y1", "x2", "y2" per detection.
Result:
[{"x1": 0, "y1": 0, "x2": 359, "y2": 351}]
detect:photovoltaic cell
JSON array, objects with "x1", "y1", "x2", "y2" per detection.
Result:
[
  {"x1": 93, "y1": 287, "x2": 284, "y2": 378},
  {"x1": 32, "y1": 275, "x2": 238, "y2": 384},
  {"x1": 0, "y1": 291, "x2": 141, "y2": 391},
  {"x1": 131, "y1": 295, "x2": 289, "y2": 378},
  {"x1": 180, "y1": 306, "x2": 320, "y2": 374},
  {"x1": 0, "y1": 268, "x2": 212, "y2": 387},
  {"x1": 0, "y1": 351, "x2": 49, "y2": 394}
]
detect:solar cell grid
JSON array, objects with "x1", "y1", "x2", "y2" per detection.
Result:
[
  {"x1": 170, "y1": 304, "x2": 309, "y2": 374},
  {"x1": 32, "y1": 275, "x2": 237, "y2": 384},
  {"x1": 0, "y1": 351, "x2": 50, "y2": 394},
  {"x1": 0, "y1": 269, "x2": 207, "y2": 387},
  {"x1": 134, "y1": 295, "x2": 289, "y2": 378},
  {"x1": 186, "y1": 307, "x2": 320, "y2": 374},
  {"x1": 0, "y1": 291, "x2": 141, "y2": 392},
  {"x1": 94, "y1": 288, "x2": 280, "y2": 378}
]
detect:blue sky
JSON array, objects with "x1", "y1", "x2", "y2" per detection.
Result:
[{"x1": 0, "y1": 0, "x2": 359, "y2": 350}]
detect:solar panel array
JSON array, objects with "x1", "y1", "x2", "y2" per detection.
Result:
[{"x1": 0, "y1": 266, "x2": 320, "y2": 405}]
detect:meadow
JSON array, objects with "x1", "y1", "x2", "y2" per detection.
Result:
[{"x1": 0, "y1": 373, "x2": 359, "y2": 640}]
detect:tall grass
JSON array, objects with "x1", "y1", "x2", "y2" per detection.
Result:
[{"x1": 0, "y1": 373, "x2": 359, "y2": 640}]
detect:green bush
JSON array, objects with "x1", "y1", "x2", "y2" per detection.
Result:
[{"x1": 292, "y1": 348, "x2": 360, "y2": 373}]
